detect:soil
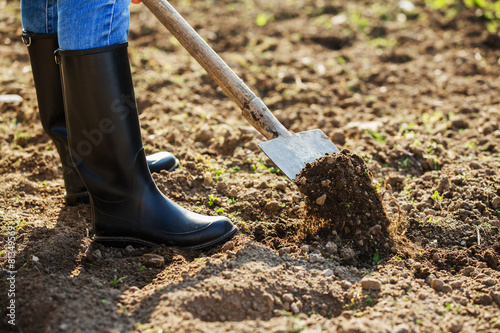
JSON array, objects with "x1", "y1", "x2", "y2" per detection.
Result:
[
  {"x1": 1, "y1": 0, "x2": 500, "y2": 332},
  {"x1": 296, "y1": 150, "x2": 393, "y2": 265}
]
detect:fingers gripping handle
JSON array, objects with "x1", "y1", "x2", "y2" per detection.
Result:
[{"x1": 142, "y1": 0, "x2": 290, "y2": 140}]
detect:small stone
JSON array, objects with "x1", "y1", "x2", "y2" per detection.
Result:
[
  {"x1": 369, "y1": 224, "x2": 382, "y2": 234},
  {"x1": 491, "y1": 196, "x2": 500, "y2": 209},
  {"x1": 323, "y1": 269, "x2": 334, "y2": 277},
  {"x1": 325, "y1": 241, "x2": 338, "y2": 254},
  {"x1": 278, "y1": 247, "x2": 290, "y2": 256},
  {"x1": 229, "y1": 188, "x2": 238, "y2": 198},
  {"x1": 265, "y1": 201, "x2": 282, "y2": 214},
  {"x1": 309, "y1": 253, "x2": 325, "y2": 263},
  {"x1": 469, "y1": 161, "x2": 481, "y2": 170},
  {"x1": 141, "y1": 254, "x2": 165, "y2": 268},
  {"x1": 263, "y1": 293, "x2": 274, "y2": 309},
  {"x1": 292, "y1": 265, "x2": 306, "y2": 272},
  {"x1": 290, "y1": 302, "x2": 300, "y2": 314},
  {"x1": 203, "y1": 172, "x2": 212, "y2": 186},
  {"x1": 341, "y1": 280, "x2": 352, "y2": 289},
  {"x1": 216, "y1": 181, "x2": 228, "y2": 194},
  {"x1": 393, "y1": 324, "x2": 410, "y2": 333},
  {"x1": 461, "y1": 266, "x2": 474, "y2": 276},
  {"x1": 361, "y1": 278, "x2": 382, "y2": 290},
  {"x1": 282, "y1": 293, "x2": 294, "y2": 303},
  {"x1": 491, "y1": 292, "x2": 500, "y2": 306},
  {"x1": 257, "y1": 181, "x2": 268, "y2": 189},
  {"x1": 315, "y1": 194, "x2": 327, "y2": 206},
  {"x1": 221, "y1": 241, "x2": 235, "y2": 252},
  {"x1": 441, "y1": 284, "x2": 452, "y2": 293},
  {"x1": 473, "y1": 293, "x2": 493, "y2": 305},
  {"x1": 87, "y1": 249, "x2": 102, "y2": 263},
  {"x1": 0, "y1": 94, "x2": 23, "y2": 104},
  {"x1": 452, "y1": 295, "x2": 468, "y2": 306},
  {"x1": 125, "y1": 245, "x2": 134, "y2": 253},
  {"x1": 340, "y1": 247, "x2": 356, "y2": 261},
  {"x1": 221, "y1": 271, "x2": 232, "y2": 279},
  {"x1": 431, "y1": 279, "x2": 444, "y2": 291},
  {"x1": 448, "y1": 323, "x2": 463, "y2": 333},
  {"x1": 282, "y1": 302, "x2": 290, "y2": 311},
  {"x1": 482, "y1": 278, "x2": 497, "y2": 286},
  {"x1": 450, "y1": 280, "x2": 463, "y2": 289}
]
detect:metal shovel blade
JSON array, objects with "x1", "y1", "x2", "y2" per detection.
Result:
[{"x1": 258, "y1": 129, "x2": 340, "y2": 180}]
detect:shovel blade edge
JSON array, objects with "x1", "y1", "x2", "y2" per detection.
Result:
[{"x1": 258, "y1": 129, "x2": 340, "y2": 180}]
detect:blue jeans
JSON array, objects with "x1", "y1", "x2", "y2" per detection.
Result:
[{"x1": 21, "y1": 0, "x2": 130, "y2": 50}]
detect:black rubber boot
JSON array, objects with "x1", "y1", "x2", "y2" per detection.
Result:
[
  {"x1": 23, "y1": 32, "x2": 180, "y2": 205},
  {"x1": 23, "y1": 32, "x2": 88, "y2": 206},
  {"x1": 57, "y1": 43, "x2": 237, "y2": 250}
]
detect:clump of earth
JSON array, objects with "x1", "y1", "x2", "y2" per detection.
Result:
[{"x1": 296, "y1": 149, "x2": 394, "y2": 264}]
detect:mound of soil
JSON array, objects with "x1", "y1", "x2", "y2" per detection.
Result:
[{"x1": 296, "y1": 149, "x2": 393, "y2": 264}]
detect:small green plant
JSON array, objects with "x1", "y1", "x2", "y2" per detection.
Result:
[
  {"x1": 216, "y1": 207, "x2": 225, "y2": 214},
  {"x1": 495, "y1": 209, "x2": 500, "y2": 216},
  {"x1": 367, "y1": 130, "x2": 387, "y2": 143},
  {"x1": 268, "y1": 166, "x2": 279, "y2": 174},
  {"x1": 229, "y1": 198, "x2": 237, "y2": 204},
  {"x1": 373, "y1": 253, "x2": 381, "y2": 265},
  {"x1": 111, "y1": 275, "x2": 127, "y2": 288},
  {"x1": 431, "y1": 190, "x2": 443, "y2": 201},
  {"x1": 345, "y1": 204, "x2": 351, "y2": 211},
  {"x1": 228, "y1": 166, "x2": 241, "y2": 173},
  {"x1": 255, "y1": 12, "x2": 274, "y2": 27},
  {"x1": 426, "y1": 0, "x2": 500, "y2": 32},
  {"x1": 208, "y1": 194, "x2": 218, "y2": 207}
]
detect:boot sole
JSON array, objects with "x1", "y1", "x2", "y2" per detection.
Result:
[{"x1": 93, "y1": 225, "x2": 238, "y2": 251}]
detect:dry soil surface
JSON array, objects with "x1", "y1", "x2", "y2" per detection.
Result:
[{"x1": 1, "y1": 0, "x2": 500, "y2": 332}]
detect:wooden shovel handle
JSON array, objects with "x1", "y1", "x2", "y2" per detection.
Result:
[{"x1": 142, "y1": 0, "x2": 290, "y2": 139}]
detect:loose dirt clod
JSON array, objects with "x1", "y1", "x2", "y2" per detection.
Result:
[{"x1": 296, "y1": 149, "x2": 393, "y2": 264}]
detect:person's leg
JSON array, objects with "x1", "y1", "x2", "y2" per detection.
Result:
[
  {"x1": 57, "y1": 44, "x2": 237, "y2": 249},
  {"x1": 21, "y1": 0, "x2": 178, "y2": 206},
  {"x1": 56, "y1": 2, "x2": 236, "y2": 248},
  {"x1": 57, "y1": 0, "x2": 129, "y2": 50},
  {"x1": 21, "y1": 0, "x2": 89, "y2": 205},
  {"x1": 21, "y1": 0, "x2": 58, "y2": 34}
]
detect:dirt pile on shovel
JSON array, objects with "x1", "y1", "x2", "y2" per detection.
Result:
[{"x1": 296, "y1": 149, "x2": 394, "y2": 264}]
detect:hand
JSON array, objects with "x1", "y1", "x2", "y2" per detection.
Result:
[{"x1": 131, "y1": 0, "x2": 142, "y2": 4}]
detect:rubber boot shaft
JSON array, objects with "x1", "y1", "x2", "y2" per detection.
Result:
[
  {"x1": 58, "y1": 44, "x2": 236, "y2": 249},
  {"x1": 23, "y1": 32, "x2": 88, "y2": 205},
  {"x1": 24, "y1": 32, "x2": 179, "y2": 205}
]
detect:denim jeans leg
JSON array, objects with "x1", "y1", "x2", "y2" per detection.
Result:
[
  {"x1": 21, "y1": 0, "x2": 58, "y2": 34},
  {"x1": 57, "y1": 0, "x2": 130, "y2": 50}
]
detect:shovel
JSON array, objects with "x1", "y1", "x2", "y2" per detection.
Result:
[{"x1": 142, "y1": 0, "x2": 340, "y2": 180}]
